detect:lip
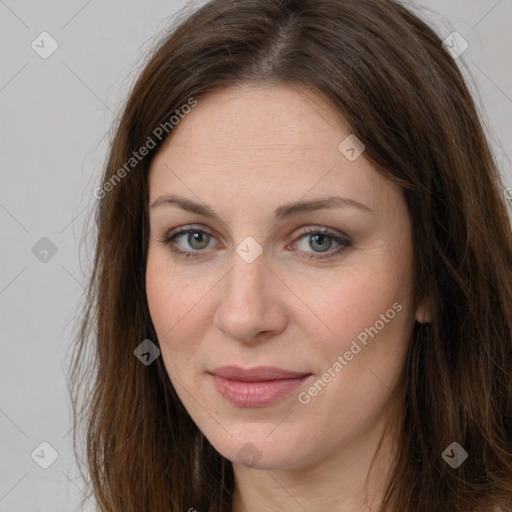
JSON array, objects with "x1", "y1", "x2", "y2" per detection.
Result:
[{"x1": 208, "y1": 366, "x2": 312, "y2": 407}]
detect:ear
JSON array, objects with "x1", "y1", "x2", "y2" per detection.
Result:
[{"x1": 415, "y1": 297, "x2": 431, "y2": 324}]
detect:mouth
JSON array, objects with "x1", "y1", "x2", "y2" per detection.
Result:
[{"x1": 208, "y1": 366, "x2": 312, "y2": 407}]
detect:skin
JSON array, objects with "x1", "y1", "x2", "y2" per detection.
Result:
[{"x1": 145, "y1": 83, "x2": 426, "y2": 511}]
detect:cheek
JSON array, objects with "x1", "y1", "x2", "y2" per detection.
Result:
[
  {"x1": 146, "y1": 248, "x2": 202, "y2": 333},
  {"x1": 292, "y1": 250, "x2": 414, "y2": 372},
  {"x1": 299, "y1": 259, "x2": 411, "y2": 329},
  {"x1": 293, "y1": 268, "x2": 412, "y2": 437},
  {"x1": 146, "y1": 261, "x2": 176, "y2": 338},
  {"x1": 145, "y1": 257, "x2": 202, "y2": 370}
]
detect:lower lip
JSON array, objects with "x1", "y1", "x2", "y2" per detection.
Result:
[{"x1": 210, "y1": 374, "x2": 310, "y2": 407}]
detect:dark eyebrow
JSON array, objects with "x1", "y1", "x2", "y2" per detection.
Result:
[{"x1": 149, "y1": 194, "x2": 373, "y2": 220}]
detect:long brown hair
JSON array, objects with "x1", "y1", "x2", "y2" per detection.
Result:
[{"x1": 68, "y1": 0, "x2": 512, "y2": 510}]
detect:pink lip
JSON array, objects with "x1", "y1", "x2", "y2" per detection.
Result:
[{"x1": 209, "y1": 366, "x2": 312, "y2": 407}]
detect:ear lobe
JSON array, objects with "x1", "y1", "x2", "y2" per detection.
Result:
[{"x1": 415, "y1": 298, "x2": 431, "y2": 324}]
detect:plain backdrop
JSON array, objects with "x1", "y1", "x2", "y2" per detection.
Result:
[{"x1": 0, "y1": 0, "x2": 511, "y2": 510}]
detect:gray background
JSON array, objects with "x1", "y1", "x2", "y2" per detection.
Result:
[{"x1": 0, "y1": 1, "x2": 511, "y2": 511}]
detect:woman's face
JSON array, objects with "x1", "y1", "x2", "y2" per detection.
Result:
[{"x1": 146, "y1": 83, "x2": 417, "y2": 470}]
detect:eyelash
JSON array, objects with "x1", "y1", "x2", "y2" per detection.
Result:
[{"x1": 158, "y1": 225, "x2": 352, "y2": 260}]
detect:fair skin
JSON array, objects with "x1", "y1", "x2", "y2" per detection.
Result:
[{"x1": 145, "y1": 83, "x2": 425, "y2": 511}]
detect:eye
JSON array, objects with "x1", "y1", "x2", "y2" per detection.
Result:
[
  {"x1": 160, "y1": 226, "x2": 218, "y2": 258},
  {"x1": 159, "y1": 225, "x2": 351, "y2": 260},
  {"x1": 290, "y1": 226, "x2": 352, "y2": 260}
]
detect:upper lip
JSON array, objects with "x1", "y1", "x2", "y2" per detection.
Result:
[{"x1": 209, "y1": 365, "x2": 311, "y2": 382}]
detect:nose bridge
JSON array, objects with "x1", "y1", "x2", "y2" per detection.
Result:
[
  {"x1": 225, "y1": 232, "x2": 268, "y2": 298},
  {"x1": 214, "y1": 246, "x2": 283, "y2": 341},
  {"x1": 225, "y1": 248, "x2": 268, "y2": 309}
]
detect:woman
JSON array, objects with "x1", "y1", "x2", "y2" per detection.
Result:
[{"x1": 69, "y1": 0, "x2": 512, "y2": 510}]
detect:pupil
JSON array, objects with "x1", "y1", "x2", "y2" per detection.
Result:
[
  {"x1": 190, "y1": 232, "x2": 208, "y2": 249},
  {"x1": 311, "y1": 234, "x2": 331, "y2": 252}
]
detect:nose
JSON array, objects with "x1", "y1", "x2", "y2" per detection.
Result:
[{"x1": 213, "y1": 250, "x2": 287, "y2": 344}]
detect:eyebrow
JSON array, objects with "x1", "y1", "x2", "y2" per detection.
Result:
[{"x1": 150, "y1": 193, "x2": 373, "y2": 221}]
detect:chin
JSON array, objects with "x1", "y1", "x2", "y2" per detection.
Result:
[{"x1": 207, "y1": 430, "x2": 307, "y2": 470}]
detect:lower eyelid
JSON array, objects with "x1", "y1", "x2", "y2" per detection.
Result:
[{"x1": 291, "y1": 235, "x2": 351, "y2": 259}]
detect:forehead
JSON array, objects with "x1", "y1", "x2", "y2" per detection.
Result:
[
  {"x1": 148, "y1": 83, "x2": 400, "y2": 216},
  {"x1": 160, "y1": 83, "x2": 348, "y2": 157}
]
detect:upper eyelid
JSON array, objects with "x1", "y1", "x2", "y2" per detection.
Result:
[
  {"x1": 166, "y1": 223, "x2": 347, "y2": 237},
  {"x1": 166, "y1": 224, "x2": 218, "y2": 242}
]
